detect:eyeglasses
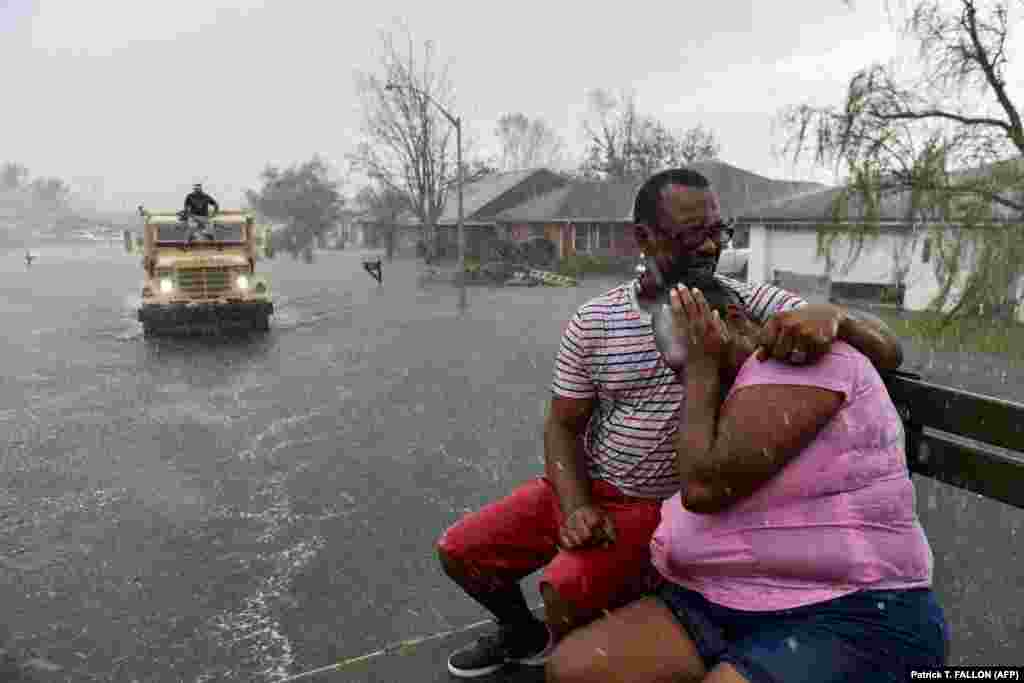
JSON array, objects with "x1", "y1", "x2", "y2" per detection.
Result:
[{"x1": 654, "y1": 220, "x2": 735, "y2": 250}]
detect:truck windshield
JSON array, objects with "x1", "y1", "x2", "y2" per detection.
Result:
[{"x1": 156, "y1": 222, "x2": 245, "y2": 244}]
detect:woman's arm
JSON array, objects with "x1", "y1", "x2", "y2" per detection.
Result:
[
  {"x1": 838, "y1": 307, "x2": 903, "y2": 371},
  {"x1": 758, "y1": 304, "x2": 903, "y2": 371},
  {"x1": 678, "y1": 372, "x2": 845, "y2": 514}
]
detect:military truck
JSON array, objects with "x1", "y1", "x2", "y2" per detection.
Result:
[{"x1": 137, "y1": 209, "x2": 273, "y2": 335}]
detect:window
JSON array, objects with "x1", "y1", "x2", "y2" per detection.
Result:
[
  {"x1": 157, "y1": 221, "x2": 244, "y2": 243},
  {"x1": 731, "y1": 226, "x2": 750, "y2": 249},
  {"x1": 574, "y1": 223, "x2": 611, "y2": 252},
  {"x1": 574, "y1": 224, "x2": 590, "y2": 252}
]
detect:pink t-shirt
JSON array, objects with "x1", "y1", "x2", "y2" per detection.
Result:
[{"x1": 650, "y1": 341, "x2": 934, "y2": 611}]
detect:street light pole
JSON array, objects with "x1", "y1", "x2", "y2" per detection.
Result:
[
  {"x1": 384, "y1": 82, "x2": 466, "y2": 309},
  {"x1": 455, "y1": 115, "x2": 465, "y2": 308}
]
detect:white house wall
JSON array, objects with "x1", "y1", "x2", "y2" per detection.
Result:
[
  {"x1": 903, "y1": 233, "x2": 954, "y2": 312},
  {"x1": 903, "y1": 229, "x2": 1024, "y2": 321},
  {"x1": 748, "y1": 224, "x2": 903, "y2": 286}
]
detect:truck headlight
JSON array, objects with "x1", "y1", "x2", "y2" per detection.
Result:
[
  {"x1": 236, "y1": 274, "x2": 249, "y2": 290},
  {"x1": 159, "y1": 278, "x2": 174, "y2": 293}
]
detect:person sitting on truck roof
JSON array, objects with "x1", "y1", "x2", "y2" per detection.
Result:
[
  {"x1": 184, "y1": 183, "x2": 219, "y2": 218},
  {"x1": 545, "y1": 278, "x2": 947, "y2": 683},
  {"x1": 183, "y1": 183, "x2": 220, "y2": 241}
]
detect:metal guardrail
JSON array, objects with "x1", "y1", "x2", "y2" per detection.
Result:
[{"x1": 883, "y1": 370, "x2": 1024, "y2": 510}]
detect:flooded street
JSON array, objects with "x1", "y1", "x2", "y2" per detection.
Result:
[
  {"x1": 2, "y1": 243, "x2": 1021, "y2": 681},
  {"x1": 1, "y1": 244, "x2": 612, "y2": 681}
]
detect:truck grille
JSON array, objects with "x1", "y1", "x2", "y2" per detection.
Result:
[{"x1": 176, "y1": 267, "x2": 232, "y2": 298}]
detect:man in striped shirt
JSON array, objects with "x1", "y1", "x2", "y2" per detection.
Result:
[{"x1": 437, "y1": 168, "x2": 904, "y2": 679}]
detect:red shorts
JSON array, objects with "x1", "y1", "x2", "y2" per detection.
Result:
[{"x1": 437, "y1": 477, "x2": 663, "y2": 613}]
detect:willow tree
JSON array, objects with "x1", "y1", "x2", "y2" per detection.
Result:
[{"x1": 778, "y1": 0, "x2": 1024, "y2": 328}]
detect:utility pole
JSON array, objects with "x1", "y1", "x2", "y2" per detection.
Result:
[{"x1": 384, "y1": 82, "x2": 466, "y2": 311}]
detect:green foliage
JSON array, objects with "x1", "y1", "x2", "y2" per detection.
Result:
[
  {"x1": 557, "y1": 254, "x2": 629, "y2": 277},
  {"x1": 246, "y1": 156, "x2": 345, "y2": 258},
  {"x1": 778, "y1": 0, "x2": 1024, "y2": 338},
  {"x1": 876, "y1": 309, "x2": 1024, "y2": 360},
  {"x1": 880, "y1": 284, "x2": 904, "y2": 305}
]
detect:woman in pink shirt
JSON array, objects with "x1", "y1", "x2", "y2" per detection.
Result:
[{"x1": 546, "y1": 280, "x2": 948, "y2": 683}]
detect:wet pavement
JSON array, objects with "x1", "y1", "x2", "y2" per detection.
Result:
[{"x1": 1, "y1": 243, "x2": 1021, "y2": 681}]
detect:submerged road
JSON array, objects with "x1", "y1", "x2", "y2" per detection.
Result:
[{"x1": 0, "y1": 243, "x2": 1020, "y2": 681}]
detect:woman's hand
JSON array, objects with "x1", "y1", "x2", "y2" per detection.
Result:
[
  {"x1": 669, "y1": 285, "x2": 729, "y2": 366},
  {"x1": 756, "y1": 304, "x2": 840, "y2": 365},
  {"x1": 681, "y1": 477, "x2": 733, "y2": 514}
]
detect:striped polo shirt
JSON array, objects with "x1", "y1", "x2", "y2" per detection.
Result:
[{"x1": 550, "y1": 275, "x2": 806, "y2": 500}]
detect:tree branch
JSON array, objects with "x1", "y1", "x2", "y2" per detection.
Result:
[
  {"x1": 961, "y1": 0, "x2": 1024, "y2": 151},
  {"x1": 873, "y1": 107, "x2": 1011, "y2": 132}
]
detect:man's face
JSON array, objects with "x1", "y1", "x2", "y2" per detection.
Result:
[
  {"x1": 635, "y1": 184, "x2": 726, "y2": 287},
  {"x1": 193, "y1": 185, "x2": 202, "y2": 193}
]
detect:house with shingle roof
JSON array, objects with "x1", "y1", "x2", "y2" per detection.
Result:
[
  {"x1": 493, "y1": 179, "x2": 641, "y2": 263},
  {"x1": 737, "y1": 164, "x2": 1024, "y2": 317},
  {"x1": 347, "y1": 208, "x2": 420, "y2": 252},
  {"x1": 347, "y1": 169, "x2": 569, "y2": 257},
  {"x1": 737, "y1": 185, "x2": 915, "y2": 302},
  {"x1": 491, "y1": 161, "x2": 829, "y2": 266},
  {"x1": 430, "y1": 168, "x2": 569, "y2": 259}
]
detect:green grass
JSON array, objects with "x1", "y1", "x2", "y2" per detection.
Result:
[
  {"x1": 556, "y1": 254, "x2": 632, "y2": 278},
  {"x1": 873, "y1": 308, "x2": 1024, "y2": 360}
]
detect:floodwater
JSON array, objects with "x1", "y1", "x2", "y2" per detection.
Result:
[{"x1": 1, "y1": 243, "x2": 1020, "y2": 681}]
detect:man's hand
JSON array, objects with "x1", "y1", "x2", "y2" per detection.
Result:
[
  {"x1": 756, "y1": 304, "x2": 841, "y2": 365},
  {"x1": 670, "y1": 285, "x2": 730, "y2": 365},
  {"x1": 558, "y1": 504, "x2": 617, "y2": 550}
]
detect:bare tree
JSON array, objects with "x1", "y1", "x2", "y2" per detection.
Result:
[
  {"x1": 354, "y1": 183, "x2": 411, "y2": 261},
  {"x1": 2, "y1": 162, "x2": 30, "y2": 191},
  {"x1": 494, "y1": 113, "x2": 566, "y2": 171},
  {"x1": 30, "y1": 177, "x2": 71, "y2": 205},
  {"x1": 349, "y1": 28, "x2": 492, "y2": 259},
  {"x1": 578, "y1": 89, "x2": 720, "y2": 180},
  {"x1": 777, "y1": 0, "x2": 1024, "y2": 326}
]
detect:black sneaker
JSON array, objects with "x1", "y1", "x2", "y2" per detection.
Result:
[{"x1": 446, "y1": 621, "x2": 553, "y2": 678}]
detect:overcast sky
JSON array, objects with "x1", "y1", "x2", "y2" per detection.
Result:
[{"x1": 0, "y1": 0, "x2": 1006, "y2": 213}]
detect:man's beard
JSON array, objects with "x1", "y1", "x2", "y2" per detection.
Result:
[{"x1": 637, "y1": 250, "x2": 719, "y2": 300}]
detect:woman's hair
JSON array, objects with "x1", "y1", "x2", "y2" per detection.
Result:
[{"x1": 687, "y1": 274, "x2": 748, "y2": 320}]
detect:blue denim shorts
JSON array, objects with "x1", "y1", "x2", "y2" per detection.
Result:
[{"x1": 655, "y1": 583, "x2": 949, "y2": 683}]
